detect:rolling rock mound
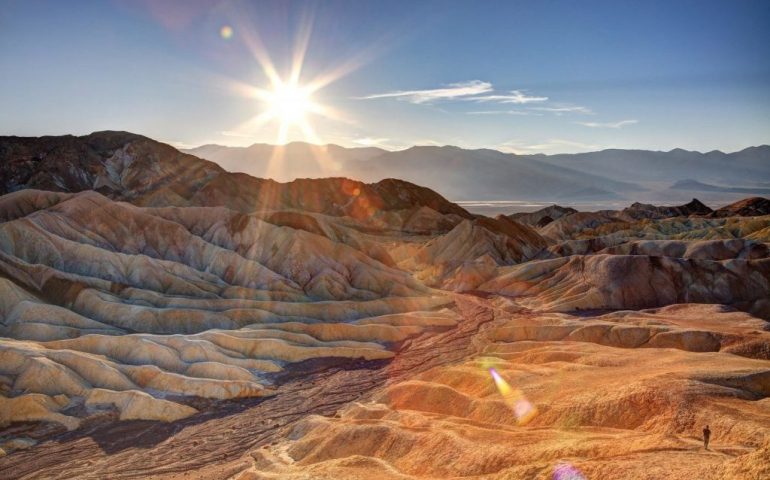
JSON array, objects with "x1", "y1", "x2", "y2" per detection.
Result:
[
  {"x1": 0, "y1": 186, "x2": 460, "y2": 441},
  {"x1": 711, "y1": 197, "x2": 770, "y2": 218},
  {"x1": 618, "y1": 198, "x2": 713, "y2": 220},
  {"x1": 508, "y1": 205, "x2": 578, "y2": 227},
  {"x1": 538, "y1": 197, "x2": 770, "y2": 245},
  {"x1": 550, "y1": 237, "x2": 770, "y2": 258},
  {"x1": 235, "y1": 304, "x2": 770, "y2": 480},
  {"x1": 1, "y1": 133, "x2": 769, "y2": 479},
  {"x1": 392, "y1": 216, "x2": 547, "y2": 290},
  {"x1": 479, "y1": 254, "x2": 770, "y2": 317}
]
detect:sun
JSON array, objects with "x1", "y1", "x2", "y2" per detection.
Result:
[
  {"x1": 223, "y1": 19, "x2": 366, "y2": 146},
  {"x1": 265, "y1": 81, "x2": 314, "y2": 127},
  {"x1": 239, "y1": 75, "x2": 332, "y2": 144}
]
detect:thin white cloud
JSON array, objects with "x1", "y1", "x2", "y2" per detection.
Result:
[
  {"x1": 358, "y1": 80, "x2": 492, "y2": 104},
  {"x1": 498, "y1": 139, "x2": 604, "y2": 154},
  {"x1": 470, "y1": 90, "x2": 548, "y2": 104},
  {"x1": 575, "y1": 119, "x2": 638, "y2": 129},
  {"x1": 530, "y1": 105, "x2": 593, "y2": 115},
  {"x1": 352, "y1": 137, "x2": 390, "y2": 147},
  {"x1": 347, "y1": 136, "x2": 413, "y2": 150},
  {"x1": 411, "y1": 138, "x2": 445, "y2": 147},
  {"x1": 466, "y1": 109, "x2": 538, "y2": 116}
]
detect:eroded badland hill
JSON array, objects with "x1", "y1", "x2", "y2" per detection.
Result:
[{"x1": 0, "y1": 133, "x2": 768, "y2": 479}]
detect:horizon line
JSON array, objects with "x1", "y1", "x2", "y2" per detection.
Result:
[
  {"x1": 178, "y1": 138, "x2": 770, "y2": 157},
  {"x1": 2, "y1": 130, "x2": 768, "y2": 156}
]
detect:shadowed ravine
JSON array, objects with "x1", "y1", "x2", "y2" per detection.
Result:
[{"x1": 0, "y1": 296, "x2": 496, "y2": 479}]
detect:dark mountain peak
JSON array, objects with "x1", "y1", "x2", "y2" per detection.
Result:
[
  {"x1": 735, "y1": 145, "x2": 770, "y2": 154},
  {"x1": 84, "y1": 129, "x2": 149, "y2": 142},
  {"x1": 683, "y1": 198, "x2": 710, "y2": 211},
  {"x1": 508, "y1": 204, "x2": 578, "y2": 227},
  {"x1": 712, "y1": 197, "x2": 770, "y2": 218},
  {"x1": 668, "y1": 147, "x2": 693, "y2": 155},
  {"x1": 370, "y1": 178, "x2": 471, "y2": 217},
  {"x1": 621, "y1": 198, "x2": 713, "y2": 220},
  {"x1": 0, "y1": 132, "x2": 471, "y2": 220}
]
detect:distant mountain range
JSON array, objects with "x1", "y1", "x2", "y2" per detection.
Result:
[
  {"x1": 184, "y1": 142, "x2": 770, "y2": 204},
  {"x1": 671, "y1": 179, "x2": 770, "y2": 195},
  {"x1": 1, "y1": 131, "x2": 767, "y2": 208}
]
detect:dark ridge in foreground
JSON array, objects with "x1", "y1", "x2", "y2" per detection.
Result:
[{"x1": 0, "y1": 131, "x2": 472, "y2": 220}]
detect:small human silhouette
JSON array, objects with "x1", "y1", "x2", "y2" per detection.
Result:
[{"x1": 703, "y1": 425, "x2": 711, "y2": 450}]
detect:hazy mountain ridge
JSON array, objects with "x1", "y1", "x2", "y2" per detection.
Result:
[
  {"x1": 185, "y1": 142, "x2": 770, "y2": 204},
  {"x1": 672, "y1": 179, "x2": 770, "y2": 195},
  {"x1": 0, "y1": 132, "x2": 470, "y2": 220}
]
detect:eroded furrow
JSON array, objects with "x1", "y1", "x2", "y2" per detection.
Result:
[{"x1": 0, "y1": 295, "x2": 496, "y2": 480}]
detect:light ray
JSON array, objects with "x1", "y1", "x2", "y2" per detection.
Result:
[
  {"x1": 237, "y1": 21, "x2": 282, "y2": 88},
  {"x1": 218, "y1": 12, "x2": 394, "y2": 178},
  {"x1": 289, "y1": 11, "x2": 314, "y2": 85}
]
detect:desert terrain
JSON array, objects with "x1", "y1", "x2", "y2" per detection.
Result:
[{"x1": 0, "y1": 132, "x2": 768, "y2": 479}]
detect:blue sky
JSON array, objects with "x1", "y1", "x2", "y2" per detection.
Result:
[{"x1": 1, "y1": 0, "x2": 769, "y2": 153}]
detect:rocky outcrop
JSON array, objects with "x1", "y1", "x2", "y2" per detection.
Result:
[
  {"x1": 551, "y1": 238, "x2": 770, "y2": 260},
  {"x1": 479, "y1": 254, "x2": 770, "y2": 316},
  {"x1": 396, "y1": 217, "x2": 546, "y2": 289},
  {"x1": 544, "y1": 212, "x2": 770, "y2": 246},
  {"x1": 598, "y1": 239, "x2": 769, "y2": 260},
  {"x1": 712, "y1": 197, "x2": 770, "y2": 217},
  {"x1": 538, "y1": 211, "x2": 624, "y2": 242},
  {"x1": 619, "y1": 198, "x2": 712, "y2": 220},
  {"x1": 508, "y1": 205, "x2": 578, "y2": 227},
  {"x1": 0, "y1": 187, "x2": 458, "y2": 427},
  {"x1": 234, "y1": 303, "x2": 770, "y2": 480}
]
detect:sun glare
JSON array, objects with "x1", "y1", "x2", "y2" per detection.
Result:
[
  {"x1": 222, "y1": 17, "x2": 366, "y2": 148},
  {"x1": 266, "y1": 81, "x2": 314, "y2": 126}
]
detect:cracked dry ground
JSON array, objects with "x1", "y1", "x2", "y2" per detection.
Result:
[{"x1": 0, "y1": 296, "x2": 496, "y2": 479}]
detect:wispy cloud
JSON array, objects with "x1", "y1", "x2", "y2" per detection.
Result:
[
  {"x1": 575, "y1": 119, "x2": 638, "y2": 129},
  {"x1": 530, "y1": 105, "x2": 593, "y2": 115},
  {"x1": 498, "y1": 139, "x2": 603, "y2": 154},
  {"x1": 412, "y1": 138, "x2": 444, "y2": 146},
  {"x1": 466, "y1": 109, "x2": 539, "y2": 116},
  {"x1": 359, "y1": 81, "x2": 604, "y2": 122},
  {"x1": 470, "y1": 90, "x2": 548, "y2": 104},
  {"x1": 357, "y1": 80, "x2": 492, "y2": 104},
  {"x1": 352, "y1": 137, "x2": 390, "y2": 147}
]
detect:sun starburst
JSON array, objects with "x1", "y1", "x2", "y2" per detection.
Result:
[
  {"x1": 222, "y1": 17, "x2": 353, "y2": 146},
  {"x1": 247, "y1": 77, "x2": 328, "y2": 144}
]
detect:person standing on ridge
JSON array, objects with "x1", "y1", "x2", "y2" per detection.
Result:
[{"x1": 703, "y1": 425, "x2": 711, "y2": 450}]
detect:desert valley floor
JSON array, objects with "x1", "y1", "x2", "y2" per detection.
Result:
[{"x1": 0, "y1": 133, "x2": 768, "y2": 479}]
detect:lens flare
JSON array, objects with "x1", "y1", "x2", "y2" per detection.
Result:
[
  {"x1": 553, "y1": 462, "x2": 587, "y2": 480},
  {"x1": 217, "y1": 12, "x2": 387, "y2": 181},
  {"x1": 489, "y1": 367, "x2": 538, "y2": 425}
]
